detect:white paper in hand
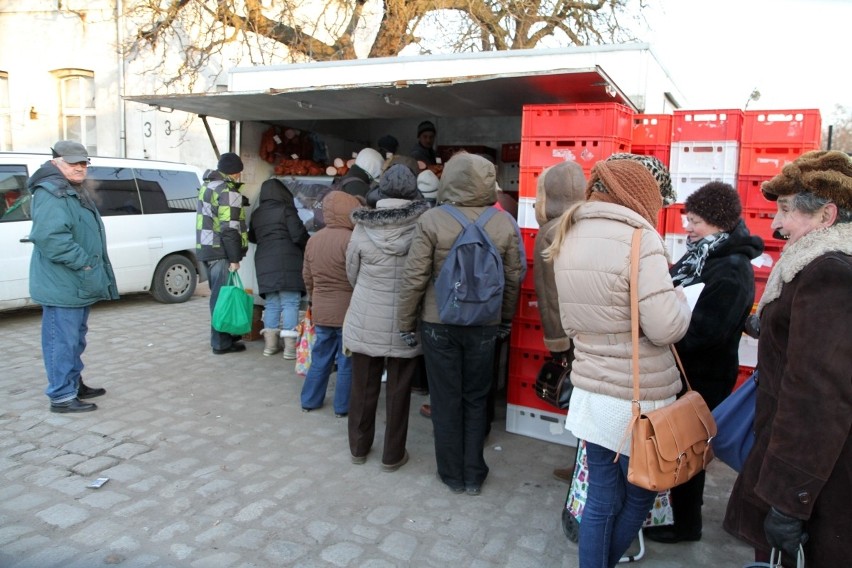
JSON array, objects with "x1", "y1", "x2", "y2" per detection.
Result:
[{"x1": 682, "y1": 282, "x2": 705, "y2": 311}]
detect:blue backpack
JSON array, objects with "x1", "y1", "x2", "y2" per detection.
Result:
[{"x1": 435, "y1": 205, "x2": 505, "y2": 326}]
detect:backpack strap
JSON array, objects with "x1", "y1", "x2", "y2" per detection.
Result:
[{"x1": 441, "y1": 204, "x2": 500, "y2": 229}]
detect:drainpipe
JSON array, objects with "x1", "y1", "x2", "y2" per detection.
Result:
[{"x1": 115, "y1": 0, "x2": 127, "y2": 157}]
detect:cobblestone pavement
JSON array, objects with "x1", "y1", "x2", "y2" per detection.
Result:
[{"x1": 1, "y1": 291, "x2": 753, "y2": 567}]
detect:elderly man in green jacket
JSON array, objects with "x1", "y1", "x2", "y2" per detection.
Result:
[{"x1": 28, "y1": 141, "x2": 119, "y2": 413}]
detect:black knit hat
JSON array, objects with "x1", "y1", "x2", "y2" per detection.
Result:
[
  {"x1": 377, "y1": 135, "x2": 399, "y2": 156},
  {"x1": 684, "y1": 181, "x2": 742, "y2": 232},
  {"x1": 417, "y1": 121, "x2": 436, "y2": 136},
  {"x1": 217, "y1": 152, "x2": 244, "y2": 174}
]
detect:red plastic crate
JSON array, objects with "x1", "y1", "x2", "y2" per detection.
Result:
[
  {"x1": 632, "y1": 114, "x2": 673, "y2": 146},
  {"x1": 743, "y1": 209, "x2": 783, "y2": 245},
  {"x1": 630, "y1": 144, "x2": 671, "y2": 167},
  {"x1": 518, "y1": 167, "x2": 543, "y2": 199},
  {"x1": 738, "y1": 144, "x2": 813, "y2": 177},
  {"x1": 660, "y1": 204, "x2": 687, "y2": 235},
  {"x1": 520, "y1": 228, "x2": 538, "y2": 261},
  {"x1": 522, "y1": 103, "x2": 634, "y2": 139},
  {"x1": 742, "y1": 110, "x2": 822, "y2": 146},
  {"x1": 751, "y1": 240, "x2": 783, "y2": 279},
  {"x1": 501, "y1": 142, "x2": 521, "y2": 162},
  {"x1": 507, "y1": 348, "x2": 548, "y2": 380},
  {"x1": 753, "y1": 274, "x2": 768, "y2": 310},
  {"x1": 507, "y1": 372, "x2": 564, "y2": 414},
  {"x1": 737, "y1": 175, "x2": 776, "y2": 210},
  {"x1": 733, "y1": 365, "x2": 756, "y2": 391},
  {"x1": 509, "y1": 319, "x2": 546, "y2": 351},
  {"x1": 515, "y1": 290, "x2": 541, "y2": 322},
  {"x1": 672, "y1": 109, "x2": 744, "y2": 142},
  {"x1": 520, "y1": 136, "x2": 631, "y2": 171}
]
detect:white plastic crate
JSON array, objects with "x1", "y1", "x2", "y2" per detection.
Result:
[
  {"x1": 738, "y1": 334, "x2": 758, "y2": 368},
  {"x1": 505, "y1": 403, "x2": 576, "y2": 447},
  {"x1": 670, "y1": 140, "x2": 740, "y2": 177},
  {"x1": 674, "y1": 173, "x2": 736, "y2": 203},
  {"x1": 517, "y1": 197, "x2": 539, "y2": 229}
]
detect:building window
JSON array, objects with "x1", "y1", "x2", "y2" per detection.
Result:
[
  {"x1": 0, "y1": 72, "x2": 11, "y2": 151},
  {"x1": 53, "y1": 69, "x2": 96, "y2": 155}
]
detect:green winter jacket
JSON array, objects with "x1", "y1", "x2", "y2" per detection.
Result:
[{"x1": 27, "y1": 161, "x2": 119, "y2": 307}]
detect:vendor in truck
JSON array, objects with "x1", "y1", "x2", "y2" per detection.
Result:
[{"x1": 409, "y1": 121, "x2": 437, "y2": 165}]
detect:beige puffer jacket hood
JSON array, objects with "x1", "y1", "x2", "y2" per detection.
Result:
[
  {"x1": 553, "y1": 201, "x2": 690, "y2": 401},
  {"x1": 398, "y1": 153, "x2": 523, "y2": 329}
]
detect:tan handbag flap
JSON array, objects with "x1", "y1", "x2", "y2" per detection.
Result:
[{"x1": 641, "y1": 392, "x2": 717, "y2": 462}]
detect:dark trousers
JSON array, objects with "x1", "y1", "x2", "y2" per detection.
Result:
[
  {"x1": 348, "y1": 353, "x2": 418, "y2": 465},
  {"x1": 668, "y1": 463, "x2": 705, "y2": 534},
  {"x1": 421, "y1": 321, "x2": 496, "y2": 490}
]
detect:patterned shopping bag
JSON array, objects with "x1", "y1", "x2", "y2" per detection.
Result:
[
  {"x1": 565, "y1": 440, "x2": 674, "y2": 527},
  {"x1": 294, "y1": 308, "x2": 315, "y2": 376}
]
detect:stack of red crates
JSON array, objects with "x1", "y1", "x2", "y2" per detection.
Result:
[
  {"x1": 509, "y1": 103, "x2": 634, "y2": 435},
  {"x1": 738, "y1": 110, "x2": 822, "y2": 307},
  {"x1": 631, "y1": 114, "x2": 673, "y2": 167}
]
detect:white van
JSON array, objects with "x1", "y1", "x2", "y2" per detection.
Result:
[{"x1": 0, "y1": 153, "x2": 203, "y2": 311}]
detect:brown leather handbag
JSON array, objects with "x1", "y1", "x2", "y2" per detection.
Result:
[
  {"x1": 617, "y1": 228, "x2": 717, "y2": 492},
  {"x1": 535, "y1": 353, "x2": 573, "y2": 410}
]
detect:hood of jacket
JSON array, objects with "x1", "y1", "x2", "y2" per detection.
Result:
[
  {"x1": 28, "y1": 160, "x2": 77, "y2": 196},
  {"x1": 202, "y1": 168, "x2": 244, "y2": 190},
  {"x1": 534, "y1": 162, "x2": 587, "y2": 226},
  {"x1": 711, "y1": 219, "x2": 764, "y2": 261},
  {"x1": 258, "y1": 178, "x2": 296, "y2": 207},
  {"x1": 351, "y1": 199, "x2": 430, "y2": 256},
  {"x1": 436, "y1": 153, "x2": 497, "y2": 207},
  {"x1": 322, "y1": 190, "x2": 360, "y2": 230}
]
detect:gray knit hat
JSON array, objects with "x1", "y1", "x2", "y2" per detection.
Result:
[
  {"x1": 378, "y1": 164, "x2": 419, "y2": 200},
  {"x1": 684, "y1": 181, "x2": 742, "y2": 232}
]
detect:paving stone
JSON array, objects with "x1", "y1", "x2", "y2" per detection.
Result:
[
  {"x1": 36, "y1": 503, "x2": 90, "y2": 529},
  {"x1": 71, "y1": 455, "x2": 120, "y2": 476},
  {"x1": 107, "y1": 443, "x2": 151, "y2": 459},
  {"x1": 79, "y1": 489, "x2": 132, "y2": 509},
  {"x1": 60, "y1": 433, "x2": 121, "y2": 457}
]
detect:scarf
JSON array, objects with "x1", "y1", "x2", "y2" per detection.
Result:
[{"x1": 671, "y1": 232, "x2": 731, "y2": 287}]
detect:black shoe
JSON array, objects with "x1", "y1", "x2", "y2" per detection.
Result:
[
  {"x1": 51, "y1": 398, "x2": 97, "y2": 413},
  {"x1": 78, "y1": 380, "x2": 106, "y2": 399},
  {"x1": 644, "y1": 525, "x2": 702, "y2": 543},
  {"x1": 212, "y1": 343, "x2": 247, "y2": 355}
]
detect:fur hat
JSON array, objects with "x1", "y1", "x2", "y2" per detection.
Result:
[
  {"x1": 417, "y1": 120, "x2": 436, "y2": 137},
  {"x1": 761, "y1": 150, "x2": 852, "y2": 210},
  {"x1": 684, "y1": 181, "x2": 742, "y2": 232},
  {"x1": 417, "y1": 170, "x2": 440, "y2": 199},
  {"x1": 606, "y1": 153, "x2": 675, "y2": 205},
  {"x1": 378, "y1": 164, "x2": 419, "y2": 200},
  {"x1": 587, "y1": 160, "x2": 663, "y2": 225},
  {"x1": 354, "y1": 148, "x2": 384, "y2": 181},
  {"x1": 217, "y1": 152, "x2": 244, "y2": 174}
]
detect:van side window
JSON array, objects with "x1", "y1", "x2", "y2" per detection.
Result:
[
  {"x1": 135, "y1": 168, "x2": 198, "y2": 212},
  {"x1": 85, "y1": 166, "x2": 141, "y2": 216},
  {"x1": 0, "y1": 164, "x2": 31, "y2": 222}
]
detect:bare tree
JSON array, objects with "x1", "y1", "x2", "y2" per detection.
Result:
[
  {"x1": 825, "y1": 105, "x2": 852, "y2": 153},
  {"x1": 122, "y1": 0, "x2": 645, "y2": 92}
]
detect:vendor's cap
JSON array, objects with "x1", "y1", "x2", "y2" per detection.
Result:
[
  {"x1": 217, "y1": 152, "x2": 244, "y2": 174},
  {"x1": 761, "y1": 150, "x2": 852, "y2": 210},
  {"x1": 684, "y1": 181, "x2": 742, "y2": 232},
  {"x1": 417, "y1": 120, "x2": 436, "y2": 136},
  {"x1": 51, "y1": 140, "x2": 89, "y2": 163}
]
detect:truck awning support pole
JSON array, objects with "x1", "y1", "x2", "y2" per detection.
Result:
[{"x1": 199, "y1": 115, "x2": 221, "y2": 158}]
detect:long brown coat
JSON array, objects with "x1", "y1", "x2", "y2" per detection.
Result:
[
  {"x1": 724, "y1": 223, "x2": 852, "y2": 568},
  {"x1": 302, "y1": 191, "x2": 360, "y2": 327}
]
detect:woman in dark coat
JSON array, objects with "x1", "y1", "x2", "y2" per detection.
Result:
[
  {"x1": 646, "y1": 182, "x2": 763, "y2": 544},
  {"x1": 723, "y1": 151, "x2": 852, "y2": 567},
  {"x1": 248, "y1": 178, "x2": 309, "y2": 358}
]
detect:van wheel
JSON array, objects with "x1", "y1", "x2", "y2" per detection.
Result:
[{"x1": 151, "y1": 254, "x2": 196, "y2": 304}]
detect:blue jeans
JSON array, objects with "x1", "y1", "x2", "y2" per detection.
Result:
[
  {"x1": 41, "y1": 305, "x2": 90, "y2": 404},
  {"x1": 300, "y1": 325, "x2": 352, "y2": 414},
  {"x1": 579, "y1": 442, "x2": 658, "y2": 568},
  {"x1": 205, "y1": 259, "x2": 242, "y2": 351},
  {"x1": 262, "y1": 290, "x2": 301, "y2": 331},
  {"x1": 421, "y1": 322, "x2": 496, "y2": 491}
]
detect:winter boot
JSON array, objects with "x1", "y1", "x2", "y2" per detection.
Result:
[
  {"x1": 261, "y1": 328, "x2": 281, "y2": 356},
  {"x1": 280, "y1": 328, "x2": 299, "y2": 360}
]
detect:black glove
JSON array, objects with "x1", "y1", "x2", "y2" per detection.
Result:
[
  {"x1": 764, "y1": 507, "x2": 807, "y2": 559},
  {"x1": 495, "y1": 320, "x2": 512, "y2": 340},
  {"x1": 745, "y1": 314, "x2": 760, "y2": 338},
  {"x1": 399, "y1": 331, "x2": 418, "y2": 348}
]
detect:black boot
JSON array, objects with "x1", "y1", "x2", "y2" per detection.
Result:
[
  {"x1": 78, "y1": 380, "x2": 106, "y2": 399},
  {"x1": 51, "y1": 398, "x2": 97, "y2": 413}
]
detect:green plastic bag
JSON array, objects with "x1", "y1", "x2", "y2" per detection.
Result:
[{"x1": 212, "y1": 271, "x2": 254, "y2": 335}]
